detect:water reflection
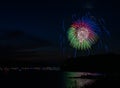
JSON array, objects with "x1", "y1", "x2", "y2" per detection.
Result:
[{"x1": 64, "y1": 72, "x2": 104, "y2": 88}]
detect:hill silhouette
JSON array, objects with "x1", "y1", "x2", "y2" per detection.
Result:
[
  {"x1": 62, "y1": 53, "x2": 120, "y2": 73},
  {"x1": 0, "y1": 52, "x2": 119, "y2": 73}
]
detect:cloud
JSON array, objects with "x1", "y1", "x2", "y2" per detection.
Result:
[{"x1": 0, "y1": 28, "x2": 53, "y2": 50}]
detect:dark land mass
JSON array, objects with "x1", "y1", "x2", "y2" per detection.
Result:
[
  {"x1": 0, "y1": 52, "x2": 119, "y2": 73},
  {"x1": 62, "y1": 53, "x2": 120, "y2": 73}
]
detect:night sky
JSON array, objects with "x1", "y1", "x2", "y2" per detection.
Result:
[{"x1": 0, "y1": 0, "x2": 120, "y2": 58}]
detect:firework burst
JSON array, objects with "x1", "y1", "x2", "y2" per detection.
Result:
[{"x1": 68, "y1": 16, "x2": 99, "y2": 50}]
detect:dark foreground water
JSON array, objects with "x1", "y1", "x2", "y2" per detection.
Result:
[{"x1": 0, "y1": 69, "x2": 119, "y2": 88}]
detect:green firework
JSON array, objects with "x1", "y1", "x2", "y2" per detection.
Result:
[{"x1": 67, "y1": 27, "x2": 92, "y2": 50}]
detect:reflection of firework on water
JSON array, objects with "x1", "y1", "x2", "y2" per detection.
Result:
[
  {"x1": 66, "y1": 78, "x2": 95, "y2": 88},
  {"x1": 64, "y1": 72, "x2": 103, "y2": 88},
  {"x1": 68, "y1": 16, "x2": 99, "y2": 50}
]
